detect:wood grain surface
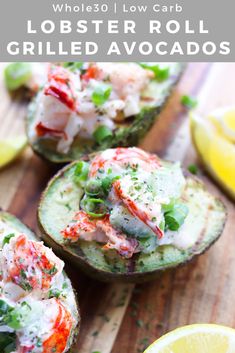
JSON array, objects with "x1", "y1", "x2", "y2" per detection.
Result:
[{"x1": 1, "y1": 63, "x2": 235, "y2": 353}]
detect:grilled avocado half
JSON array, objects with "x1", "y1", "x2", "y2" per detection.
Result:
[
  {"x1": 38, "y1": 155, "x2": 226, "y2": 283},
  {"x1": 26, "y1": 63, "x2": 184, "y2": 163},
  {"x1": 0, "y1": 211, "x2": 80, "y2": 353}
]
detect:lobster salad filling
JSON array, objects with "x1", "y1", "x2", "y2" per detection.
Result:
[
  {"x1": 61, "y1": 147, "x2": 190, "y2": 258},
  {"x1": 0, "y1": 221, "x2": 78, "y2": 353},
  {"x1": 30, "y1": 62, "x2": 179, "y2": 154}
]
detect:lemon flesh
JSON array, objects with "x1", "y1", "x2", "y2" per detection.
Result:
[
  {"x1": 0, "y1": 136, "x2": 27, "y2": 169},
  {"x1": 190, "y1": 110, "x2": 235, "y2": 200},
  {"x1": 208, "y1": 107, "x2": 235, "y2": 143},
  {"x1": 145, "y1": 324, "x2": 235, "y2": 353}
]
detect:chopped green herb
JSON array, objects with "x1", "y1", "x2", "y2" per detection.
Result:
[
  {"x1": 93, "y1": 125, "x2": 113, "y2": 144},
  {"x1": 163, "y1": 203, "x2": 189, "y2": 231},
  {"x1": 136, "y1": 319, "x2": 144, "y2": 328},
  {"x1": 85, "y1": 179, "x2": 103, "y2": 197},
  {"x1": 188, "y1": 164, "x2": 198, "y2": 175},
  {"x1": 65, "y1": 203, "x2": 72, "y2": 211},
  {"x1": 74, "y1": 161, "x2": 89, "y2": 185},
  {"x1": 43, "y1": 265, "x2": 57, "y2": 275},
  {"x1": 101, "y1": 175, "x2": 120, "y2": 194},
  {"x1": 36, "y1": 338, "x2": 43, "y2": 347},
  {"x1": 92, "y1": 83, "x2": 112, "y2": 106},
  {"x1": 62, "y1": 281, "x2": 68, "y2": 289},
  {"x1": 2, "y1": 233, "x2": 15, "y2": 246},
  {"x1": 0, "y1": 299, "x2": 13, "y2": 318},
  {"x1": 48, "y1": 288, "x2": 62, "y2": 299},
  {"x1": 139, "y1": 63, "x2": 169, "y2": 82},
  {"x1": 4, "y1": 63, "x2": 32, "y2": 91},
  {"x1": 81, "y1": 197, "x2": 107, "y2": 218},
  {"x1": 63, "y1": 62, "x2": 83, "y2": 71},
  {"x1": 181, "y1": 95, "x2": 198, "y2": 109}
]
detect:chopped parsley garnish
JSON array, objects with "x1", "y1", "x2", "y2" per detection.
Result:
[
  {"x1": 139, "y1": 63, "x2": 169, "y2": 82},
  {"x1": 2, "y1": 233, "x2": 15, "y2": 246},
  {"x1": 181, "y1": 95, "x2": 198, "y2": 109},
  {"x1": 48, "y1": 288, "x2": 62, "y2": 299},
  {"x1": 65, "y1": 203, "x2": 72, "y2": 211},
  {"x1": 63, "y1": 62, "x2": 83, "y2": 72},
  {"x1": 188, "y1": 164, "x2": 198, "y2": 175},
  {"x1": 43, "y1": 265, "x2": 57, "y2": 275}
]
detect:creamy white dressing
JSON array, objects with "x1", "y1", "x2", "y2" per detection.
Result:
[
  {"x1": 17, "y1": 299, "x2": 59, "y2": 352},
  {"x1": 106, "y1": 158, "x2": 187, "y2": 250}
]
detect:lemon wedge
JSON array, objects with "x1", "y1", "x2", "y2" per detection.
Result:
[
  {"x1": 0, "y1": 136, "x2": 27, "y2": 169},
  {"x1": 190, "y1": 109, "x2": 235, "y2": 200},
  {"x1": 144, "y1": 324, "x2": 235, "y2": 353},
  {"x1": 208, "y1": 106, "x2": 235, "y2": 143}
]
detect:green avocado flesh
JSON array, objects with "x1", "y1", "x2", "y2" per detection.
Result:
[
  {"x1": 38, "y1": 160, "x2": 226, "y2": 283},
  {"x1": 26, "y1": 63, "x2": 184, "y2": 163},
  {"x1": 0, "y1": 211, "x2": 80, "y2": 352}
]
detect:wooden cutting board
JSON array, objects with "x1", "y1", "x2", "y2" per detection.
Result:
[{"x1": 1, "y1": 63, "x2": 235, "y2": 353}]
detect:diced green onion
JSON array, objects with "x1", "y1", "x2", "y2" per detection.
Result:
[
  {"x1": 85, "y1": 179, "x2": 103, "y2": 197},
  {"x1": 2, "y1": 233, "x2": 15, "y2": 246},
  {"x1": 93, "y1": 125, "x2": 113, "y2": 144},
  {"x1": 139, "y1": 63, "x2": 169, "y2": 82},
  {"x1": 4, "y1": 63, "x2": 32, "y2": 91},
  {"x1": 0, "y1": 299, "x2": 13, "y2": 317},
  {"x1": 181, "y1": 95, "x2": 198, "y2": 109},
  {"x1": 63, "y1": 62, "x2": 83, "y2": 71},
  {"x1": 74, "y1": 161, "x2": 89, "y2": 185},
  {"x1": 163, "y1": 203, "x2": 189, "y2": 231},
  {"x1": 101, "y1": 175, "x2": 120, "y2": 194},
  {"x1": 92, "y1": 83, "x2": 112, "y2": 106},
  {"x1": 81, "y1": 197, "x2": 107, "y2": 218},
  {"x1": 187, "y1": 164, "x2": 198, "y2": 175},
  {"x1": 48, "y1": 288, "x2": 62, "y2": 299}
]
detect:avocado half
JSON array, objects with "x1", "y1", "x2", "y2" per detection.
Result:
[
  {"x1": 38, "y1": 157, "x2": 227, "y2": 283},
  {"x1": 26, "y1": 63, "x2": 184, "y2": 163},
  {"x1": 0, "y1": 211, "x2": 80, "y2": 352}
]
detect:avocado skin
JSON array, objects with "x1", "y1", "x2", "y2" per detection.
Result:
[
  {"x1": 26, "y1": 64, "x2": 185, "y2": 163},
  {"x1": 0, "y1": 211, "x2": 81, "y2": 352},
  {"x1": 37, "y1": 159, "x2": 227, "y2": 283}
]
